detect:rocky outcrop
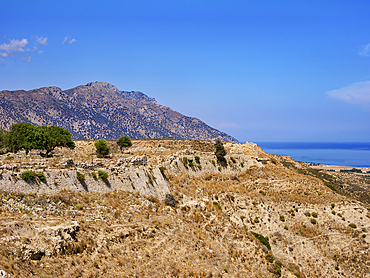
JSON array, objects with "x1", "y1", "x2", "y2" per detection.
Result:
[{"x1": 0, "y1": 141, "x2": 260, "y2": 201}]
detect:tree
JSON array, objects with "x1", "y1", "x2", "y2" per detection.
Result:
[
  {"x1": 117, "y1": 136, "x2": 132, "y2": 152},
  {"x1": 95, "y1": 138, "x2": 110, "y2": 157},
  {"x1": 0, "y1": 130, "x2": 7, "y2": 149},
  {"x1": 5, "y1": 122, "x2": 75, "y2": 155},
  {"x1": 214, "y1": 138, "x2": 226, "y2": 163},
  {"x1": 5, "y1": 123, "x2": 48, "y2": 154},
  {"x1": 42, "y1": 125, "x2": 75, "y2": 156}
]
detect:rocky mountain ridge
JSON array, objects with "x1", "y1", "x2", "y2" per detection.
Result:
[{"x1": 0, "y1": 81, "x2": 237, "y2": 142}]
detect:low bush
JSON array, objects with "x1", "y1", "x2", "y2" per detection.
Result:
[
  {"x1": 312, "y1": 212, "x2": 318, "y2": 218},
  {"x1": 274, "y1": 260, "x2": 282, "y2": 276},
  {"x1": 194, "y1": 156, "x2": 200, "y2": 164},
  {"x1": 311, "y1": 218, "x2": 317, "y2": 224},
  {"x1": 159, "y1": 166, "x2": 166, "y2": 173},
  {"x1": 265, "y1": 253, "x2": 274, "y2": 263},
  {"x1": 36, "y1": 172, "x2": 46, "y2": 181},
  {"x1": 98, "y1": 170, "x2": 108, "y2": 179},
  {"x1": 280, "y1": 215, "x2": 285, "y2": 222},
  {"x1": 182, "y1": 157, "x2": 188, "y2": 166},
  {"x1": 76, "y1": 171, "x2": 85, "y2": 181},
  {"x1": 251, "y1": 232, "x2": 271, "y2": 250},
  {"x1": 75, "y1": 203, "x2": 83, "y2": 210},
  {"x1": 95, "y1": 138, "x2": 110, "y2": 156},
  {"x1": 213, "y1": 201, "x2": 222, "y2": 210},
  {"x1": 21, "y1": 171, "x2": 36, "y2": 181},
  {"x1": 91, "y1": 172, "x2": 97, "y2": 178},
  {"x1": 324, "y1": 182, "x2": 336, "y2": 192},
  {"x1": 349, "y1": 223, "x2": 357, "y2": 229}
]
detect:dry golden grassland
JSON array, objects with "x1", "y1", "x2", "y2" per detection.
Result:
[{"x1": 0, "y1": 139, "x2": 369, "y2": 277}]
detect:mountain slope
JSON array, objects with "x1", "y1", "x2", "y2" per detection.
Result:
[{"x1": 0, "y1": 81, "x2": 238, "y2": 142}]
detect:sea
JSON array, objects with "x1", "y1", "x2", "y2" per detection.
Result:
[{"x1": 254, "y1": 142, "x2": 370, "y2": 168}]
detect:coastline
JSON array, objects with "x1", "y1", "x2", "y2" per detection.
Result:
[{"x1": 309, "y1": 164, "x2": 370, "y2": 173}]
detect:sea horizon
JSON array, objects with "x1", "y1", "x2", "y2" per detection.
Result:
[{"x1": 252, "y1": 142, "x2": 370, "y2": 168}]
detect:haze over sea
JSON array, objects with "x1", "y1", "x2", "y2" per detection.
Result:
[{"x1": 256, "y1": 142, "x2": 370, "y2": 168}]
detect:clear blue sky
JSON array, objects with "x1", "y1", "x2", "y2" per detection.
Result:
[{"x1": 1, "y1": 0, "x2": 370, "y2": 142}]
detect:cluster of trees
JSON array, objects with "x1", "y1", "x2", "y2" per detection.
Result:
[{"x1": 0, "y1": 122, "x2": 75, "y2": 155}]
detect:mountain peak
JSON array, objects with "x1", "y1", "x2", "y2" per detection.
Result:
[{"x1": 85, "y1": 81, "x2": 120, "y2": 92}]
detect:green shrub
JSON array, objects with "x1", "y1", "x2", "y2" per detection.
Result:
[
  {"x1": 117, "y1": 136, "x2": 132, "y2": 152},
  {"x1": 274, "y1": 260, "x2": 282, "y2": 276},
  {"x1": 92, "y1": 172, "x2": 97, "y2": 178},
  {"x1": 311, "y1": 218, "x2": 317, "y2": 224},
  {"x1": 312, "y1": 212, "x2": 318, "y2": 218},
  {"x1": 182, "y1": 157, "x2": 188, "y2": 166},
  {"x1": 240, "y1": 162, "x2": 244, "y2": 167},
  {"x1": 95, "y1": 138, "x2": 110, "y2": 156},
  {"x1": 259, "y1": 190, "x2": 266, "y2": 196},
  {"x1": 265, "y1": 253, "x2": 274, "y2": 263},
  {"x1": 251, "y1": 232, "x2": 271, "y2": 250},
  {"x1": 76, "y1": 171, "x2": 85, "y2": 181},
  {"x1": 75, "y1": 203, "x2": 83, "y2": 210},
  {"x1": 324, "y1": 182, "x2": 336, "y2": 192},
  {"x1": 98, "y1": 170, "x2": 108, "y2": 179},
  {"x1": 197, "y1": 164, "x2": 202, "y2": 170},
  {"x1": 213, "y1": 201, "x2": 222, "y2": 210},
  {"x1": 188, "y1": 159, "x2": 194, "y2": 167},
  {"x1": 332, "y1": 210, "x2": 336, "y2": 215},
  {"x1": 254, "y1": 217, "x2": 260, "y2": 223},
  {"x1": 280, "y1": 215, "x2": 285, "y2": 222},
  {"x1": 36, "y1": 172, "x2": 46, "y2": 181},
  {"x1": 5, "y1": 155, "x2": 14, "y2": 160},
  {"x1": 349, "y1": 223, "x2": 357, "y2": 229},
  {"x1": 21, "y1": 171, "x2": 36, "y2": 181},
  {"x1": 214, "y1": 138, "x2": 226, "y2": 162},
  {"x1": 159, "y1": 166, "x2": 166, "y2": 174},
  {"x1": 194, "y1": 156, "x2": 200, "y2": 164},
  {"x1": 331, "y1": 203, "x2": 335, "y2": 209}
]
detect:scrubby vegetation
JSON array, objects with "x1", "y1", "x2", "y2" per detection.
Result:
[
  {"x1": 117, "y1": 136, "x2": 132, "y2": 152},
  {"x1": 95, "y1": 138, "x2": 110, "y2": 157}
]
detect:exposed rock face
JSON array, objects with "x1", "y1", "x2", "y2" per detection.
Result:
[{"x1": 0, "y1": 81, "x2": 238, "y2": 142}]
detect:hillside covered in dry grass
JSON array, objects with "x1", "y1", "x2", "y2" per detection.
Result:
[{"x1": 0, "y1": 139, "x2": 369, "y2": 277}]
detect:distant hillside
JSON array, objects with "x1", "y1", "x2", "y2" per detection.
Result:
[{"x1": 0, "y1": 81, "x2": 238, "y2": 142}]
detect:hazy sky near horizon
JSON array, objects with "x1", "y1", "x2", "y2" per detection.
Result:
[{"x1": 1, "y1": 1, "x2": 370, "y2": 142}]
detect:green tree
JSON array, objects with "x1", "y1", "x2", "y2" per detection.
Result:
[
  {"x1": 42, "y1": 125, "x2": 75, "y2": 156},
  {"x1": 214, "y1": 138, "x2": 226, "y2": 162},
  {"x1": 117, "y1": 136, "x2": 132, "y2": 152},
  {"x1": 5, "y1": 123, "x2": 48, "y2": 154},
  {"x1": 95, "y1": 138, "x2": 110, "y2": 156},
  {"x1": 5, "y1": 123, "x2": 75, "y2": 155},
  {"x1": 0, "y1": 130, "x2": 7, "y2": 149}
]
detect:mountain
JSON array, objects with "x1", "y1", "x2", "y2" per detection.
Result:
[{"x1": 0, "y1": 81, "x2": 238, "y2": 142}]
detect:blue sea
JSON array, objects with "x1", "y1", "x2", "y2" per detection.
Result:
[{"x1": 255, "y1": 142, "x2": 370, "y2": 168}]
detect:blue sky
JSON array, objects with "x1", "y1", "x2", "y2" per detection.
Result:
[{"x1": 1, "y1": 0, "x2": 370, "y2": 142}]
